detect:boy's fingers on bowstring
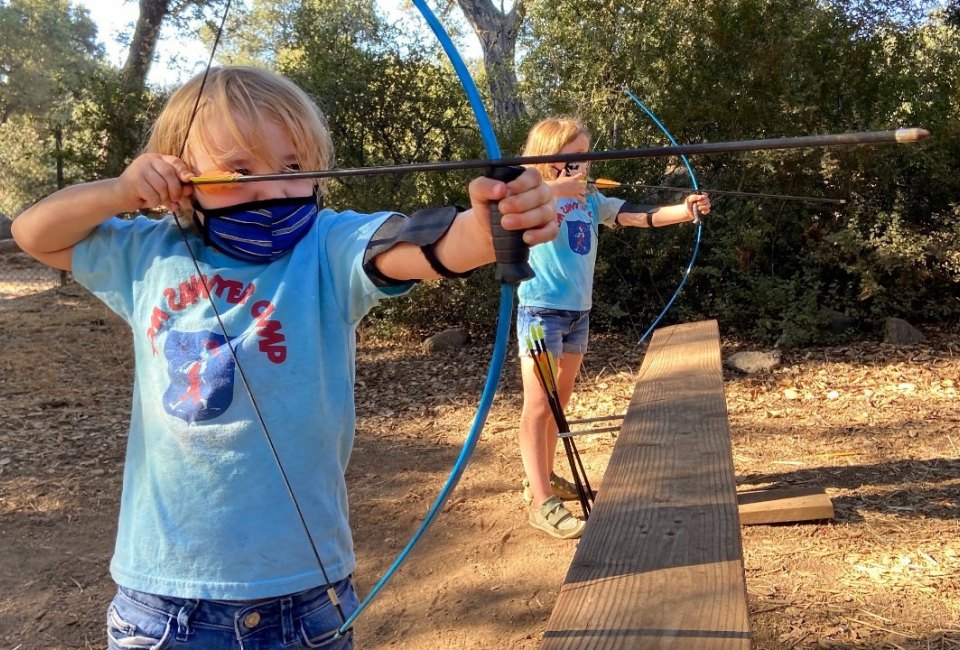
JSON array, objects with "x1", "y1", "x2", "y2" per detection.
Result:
[{"x1": 119, "y1": 154, "x2": 193, "y2": 212}]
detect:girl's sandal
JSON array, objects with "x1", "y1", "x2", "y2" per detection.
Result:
[
  {"x1": 528, "y1": 495, "x2": 585, "y2": 539},
  {"x1": 521, "y1": 473, "x2": 580, "y2": 505}
]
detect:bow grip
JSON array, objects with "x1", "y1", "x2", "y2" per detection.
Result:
[{"x1": 487, "y1": 165, "x2": 535, "y2": 284}]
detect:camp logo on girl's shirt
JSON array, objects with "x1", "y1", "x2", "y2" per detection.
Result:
[
  {"x1": 557, "y1": 199, "x2": 594, "y2": 256},
  {"x1": 146, "y1": 273, "x2": 288, "y2": 423},
  {"x1": 566, "y1": 219, "x2": 592, "y2": 255}
]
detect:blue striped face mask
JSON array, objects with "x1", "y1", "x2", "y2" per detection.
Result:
[{"x1": 193, "y1": 194, "x2": 319, "y2": 263}]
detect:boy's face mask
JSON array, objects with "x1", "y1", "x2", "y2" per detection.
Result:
[{"x1": 193, "y1": 193, "x2": 319, "y2": 263}]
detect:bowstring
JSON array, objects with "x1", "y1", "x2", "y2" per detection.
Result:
[{"x1": 167, "y1": 0, "x2": 346, "y2": 624}]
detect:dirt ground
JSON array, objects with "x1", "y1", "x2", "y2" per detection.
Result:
[{"x1": 1, "y1": 254, "x2": 958, "y2": 649}]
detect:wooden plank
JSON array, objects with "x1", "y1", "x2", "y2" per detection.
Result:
[
  {"x1": 737, "y1": 487, "x2": 834, "y2": 526},
  {"x1": 541, "y1": 320, "x2": 750, "y2": 649}
]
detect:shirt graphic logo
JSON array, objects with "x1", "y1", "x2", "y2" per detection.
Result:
[
  {"x1": 567, "y1": 219, "x2": 592, "y2": 256},
  {"x1": 162, "y1": 330, "x2": 237, "y2": 422}
]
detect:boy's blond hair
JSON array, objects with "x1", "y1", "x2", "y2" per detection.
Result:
[
  {"x1": 145, "y1": 66, "x2": 334, "y2": 197},
  {"x1": 521, "y1": 117, "x2": 591, "y2": 181}
]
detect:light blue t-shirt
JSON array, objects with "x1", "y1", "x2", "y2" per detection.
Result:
[
  {"x1": 517, "y1": 192, "x2": 624, "y2": 311},
  {"x1": 72, "y1": 209, "x2": 411, "y2": 600}
]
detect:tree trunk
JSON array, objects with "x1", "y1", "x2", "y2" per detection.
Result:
[
  {"x1": 102, "y1": 0, "x2": 173, "y2": 177},
  {"x1": 456, "y1": 0, "x2": 526, "y2": 127},
  {"x1": 120, "y1": 0, "x2": 172, "y2": 96}
]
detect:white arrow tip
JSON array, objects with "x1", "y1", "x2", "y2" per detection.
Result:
[{"x1": 895, "y1": 127, "x2": 930, "y2": 143}]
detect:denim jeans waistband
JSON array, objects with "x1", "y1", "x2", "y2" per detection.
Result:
[{"x1": 117, "y1": 579, "x2": 350, "y2": 631}]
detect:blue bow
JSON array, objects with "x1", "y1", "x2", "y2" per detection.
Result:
[
  {"x1": 336, "y1": 0, "x2": 518, "y2": 634},
  {"x1": 624, "y1": 86, "x2": 704, "y2": 344}
]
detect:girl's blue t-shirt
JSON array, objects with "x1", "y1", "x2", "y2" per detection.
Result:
[
  {"x1": 518, "y1": 192, "x2": 624, "y2": 311},
  {"x1": 72, "y1": 210, "x2": 410, "y2": 600}
]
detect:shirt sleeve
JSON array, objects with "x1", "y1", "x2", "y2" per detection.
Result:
[
  {"x1": 71, "y1": 216, "x2": 173, "y2": 324},
  {"x1": 591, "y1": 193, "x2": 628, "y2": 227},
  {"x1": 323, "y1": 211, "x2": 416, "y2": 324}
]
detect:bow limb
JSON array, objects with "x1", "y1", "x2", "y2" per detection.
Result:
[
  {"x1": 623, "y1": 87, "x2": 704, "y2": 344},
  {"x1": 337, "y1": 0, "x2": 516, "y2": 633}
]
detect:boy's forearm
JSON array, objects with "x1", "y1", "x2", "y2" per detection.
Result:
[
  {"x1": 431, "y1": 209, "x2": 495, "y2": 273},
  {"x1": 13, "y1": 180, "x2": 121, "y2": 254},
  {"x1": 372, "y1": 209, "x2": 495, "y2": 281}
]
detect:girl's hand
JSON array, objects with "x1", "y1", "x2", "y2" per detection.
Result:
[
  {"x1": 112, "y1": 154, "x2": 195, "y2": 213},
  {"x1": 551, "y1": 171, "x2": 587, "y2": 201},
  {"x1": 468, "y1": 168, "x2": 557, "y2": 246},
  {"x1": 685, "y1": 193, "x2": 711, "y2": 220}
]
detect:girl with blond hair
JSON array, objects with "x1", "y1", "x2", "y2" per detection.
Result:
[{"x1": 516, "y1": 116, "x2": 711, "y2": 539}]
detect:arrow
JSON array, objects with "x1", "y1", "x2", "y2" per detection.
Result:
[
  {"x1": 589, "y1": 178, "x2": 847, "y2": 205},
  {"x1": 526, "y1": 324, "x2": 595, "y2": 518},
  {"x1": 190, "y1": 128, "x2": 929, "y2": 188}
]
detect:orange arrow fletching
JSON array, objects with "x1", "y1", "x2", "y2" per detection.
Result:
[
  {"x1": 591, "y1": 178, "x2": 622, "y2": 189},
  {"x1": 190, "y1": 172, "x2": 243, "y2": 193}
]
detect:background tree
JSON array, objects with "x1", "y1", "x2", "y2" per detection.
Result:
[
  {"x1": 454, "y1": 0, "x2": 526, "y2": 126},
  {"x1": 3, "y1": 0, "x2": 956, "y2": 341},
  {"x1": 100, "y1": 0, "x2": 230, "y2": 176},
  {"x1": 518, "y1": 0, "x2": 959, "y2": 342},
  {"x1": 946, "y1": 0, "x2": 960, "y2": 26},
  {"x1": 0, "y1": 0, "x2": 105, "y2": 218},
  {"x1": 0, "y1": 0, "x2": 102, "y2": 120}
]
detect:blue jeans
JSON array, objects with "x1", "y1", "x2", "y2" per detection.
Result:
[
  {"x1": 516, "y1": 306, "x2": 590, "y2": 358},
  {"x1": 106, "y1": 578, "x2": 358, "y2": 649}
]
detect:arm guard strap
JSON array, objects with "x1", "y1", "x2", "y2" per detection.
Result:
[{"x1": 363, "y1": 206, "x2": 471, "y2": 286}]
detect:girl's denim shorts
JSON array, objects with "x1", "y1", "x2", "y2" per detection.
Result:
[{"x1": 516, "y1": 306, "x2": 590, "y2": 358}]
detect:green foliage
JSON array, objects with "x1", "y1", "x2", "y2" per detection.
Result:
[
  {"x1": 0, "y1": 0, "x2": 104, "y2": 122},
  {"x1": 0, "y1": 0, "x2": 120, "y2": 214},
  {"x1": 520, "y1": 0, "x2": 960, "y2": 342},
  {"x1": 363, "y1": 270, "x2": 505, "y2": 340},
  {"x1": 948, "y1": 0, "x2": 960, "y2": 27},
  {"x1": 0, "y1": 116, "x2": 53, "y2": 216}
]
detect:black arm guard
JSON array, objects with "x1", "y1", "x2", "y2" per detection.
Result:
[{"x1": 363, "y1": 206, "x2": 471, "y2": 286}]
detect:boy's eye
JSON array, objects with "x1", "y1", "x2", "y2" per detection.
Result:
[
  {"x1": 234, "y1": 168, "x2": 252, "y2": 176},
  {"x1": 284, "y1": 163, "x2": 303, "y2": 173}
]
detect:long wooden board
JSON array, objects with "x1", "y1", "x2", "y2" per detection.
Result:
[{"x1": 541, "y1": 320, "x2": 751, "y2": 649}]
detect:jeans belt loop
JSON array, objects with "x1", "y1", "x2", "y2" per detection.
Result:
[
  {"x1": 281, "y1": 595, "x2": 296, "y2": 644},
  {"x1": 175, "y1": 600, "x2": 199, "y2": 642}
]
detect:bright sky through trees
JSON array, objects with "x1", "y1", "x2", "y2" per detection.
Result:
[{"x1": 75, "y1": 0, "x2": 480, "y2": 87}]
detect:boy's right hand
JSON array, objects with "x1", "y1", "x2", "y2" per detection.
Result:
[
  {"x1": 13, "y1": 153, "x2": 196, "y2": 272},
  {"x1": 113, "y1": 154, "x2": 196, "y2": 213}
]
